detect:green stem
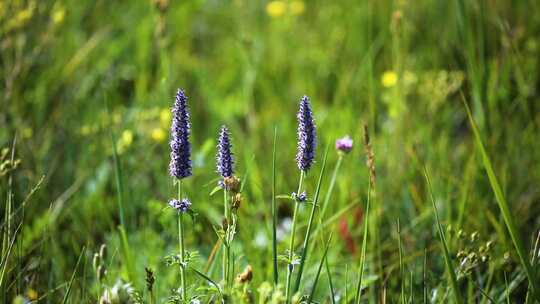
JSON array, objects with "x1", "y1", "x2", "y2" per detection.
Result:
[
  {"x1": 355, "y1": 182, "x2": 371, "y2": 304},
  {"x1": 271, "y1": 128, "x2": 279, "y2": 286},
  {"x1": 285, "y1": 171, "x2": 305, "y2": 303},
  {"x1": 178, "y1": 181, "x2": 187, "y2": 301},
  {"x1": 424, "y1": 169, "x2": 463, "y2": 304},
  {"x1": 223, "y1": 188, "x2": 231, "y2": 291},
  {"x1": 294, "y1": 147, "x2": 329, "y2": 293},
  {"x1": 398, "y1": 219, "x2": 405, "y2": 304}
]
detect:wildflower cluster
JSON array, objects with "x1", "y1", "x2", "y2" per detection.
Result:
[{"x1": 157, "y1": 90, "x2": 364, "y2": 302}]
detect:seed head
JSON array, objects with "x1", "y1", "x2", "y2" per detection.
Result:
[
  {"x1": 169, "y1": 89, "x2": 192, "y2": 179},
  {"x1": 295, "y1": 95, "x2": 317, "y2": 172},
  {"x1": 363, "y1": 124, "x2": 376, "y2": 188}
]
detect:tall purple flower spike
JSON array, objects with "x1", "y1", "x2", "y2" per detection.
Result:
[
  {"x1": 295, "y1": 95, "x2": 317, "y2": 172},
  {"x1": 217, "y1": 125, "x2": 234, "y2": 178},
  {"x1": 169, "y1": 89, "x2": 192, "y2": 179}
]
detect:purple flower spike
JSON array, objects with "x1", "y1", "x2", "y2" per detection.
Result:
[
  {"x1": 169, "y1": 198, "x2": 191, "y2": 213},
  {"x1": 295, "y1": 95, "x2": 317, "y2": 172},
  {"x1": 336, "y1": 135, "x2": 353, "y2": 153},
  {"x1": 217, "y1": 125, "x2": 234, "y2": 178},
  {"x1": 169, "y1": 89, "x2": 192, "y2": 179}
]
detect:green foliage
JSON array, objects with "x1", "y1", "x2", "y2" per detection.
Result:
[{"x1": 1, "y1": 0, "x2": 540, "y2": 302}]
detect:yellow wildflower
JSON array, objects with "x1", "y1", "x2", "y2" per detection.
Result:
[
  {"x1": 22, "y1": 127, "x2": 33, "y2": 139},
  {"x1": 160, "y1": 108, "x2": 171, "y2": 127},
  {"x1": 52, "y1": 6, "x2": 65, "y2": 24},
  {"x1": 381, "y1": 71, "x2": 398, "y2": 88},
  {"x1": 121, "y1": 130, "x2": 133, "y2": 146},
  {"x1": 27, "y1": 289, "x2": 38, "y2": 300},
  {"x1": 117, "y1": 130, "x2": 133, "y2": 155},
  {"x1": 151, "y1": 128, "x2": 166, "y2": 143},
  {"x1": 290, "y1": 1, "x2": 305, "y2": 15},
  {"x1": 266, "y1": 1, "x2": 286, "y2": 18}
]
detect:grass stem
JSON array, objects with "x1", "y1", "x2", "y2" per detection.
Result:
[
  {"x1": 271, "y1": 128, "x2": 279, "y2": 286},
  {"x1": 355, "y1": 182, "x2": 371, "y2": 304},
  {"x1": 285, "y1": 170, "x2": 304, "y2": 303},
  {"x1": 178, "y1": 181, "x2": 187, "y2": 301}
]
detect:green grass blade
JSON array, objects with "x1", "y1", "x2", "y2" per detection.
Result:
[
  {"x1": 0, "y1": 223, "x2": 22, "y2": 289},
  {"x1": 325, "y1": 256, "x2": 336, "y2": 304},
  {"x1": 191, "y1": 267, "x2": 223, "y2": 297},
  {"x1": 271, "y1": 127, "x2": 279, "y2": 286},
  {"x1": 105, "y1": 96, "x2": 126, "y2": 228},
  {"x1": 398, "y1": 219, "x2": 405, "y2": 304},
  {"x1": 504, "y1": 272, "x2": 511, "y2": 304},
  {"x1": 355, "y1": 182, "x2": 371, "y2": 304},
  {"x1": 320, "y1": 154, "x2": 343, "y2": 220},
  {"x1": 293, "y1": 145, "x2": 329, "y2": 293},
  {"x1": 423, "y1": 248, "x2": 427, "y2": 304},
  {"x1": 345, "y1": 265, "x2": 349, "y2": 302},
  {"x1": 462, "y1": 97, "x2": 539, "y2": 301},
  {"x1": 118, "y1": 226, "x2": 135, "y2": 282},
  {"x1": 105, "y1": 96, "x2": 134, "y2": 283},
  {"x1": 61, "y1": 246, "x2": 85, "y2": 304},
  {"x1": 424, "y1": 168, "x2": 463, "y2": 304},
  {"x1": 308, "y1": 234, "x2": 333, "y2": 302}
]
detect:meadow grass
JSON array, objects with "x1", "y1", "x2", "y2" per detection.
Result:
[{"x1": 1, "y1": 0, "x2": 540, "y2": 303}]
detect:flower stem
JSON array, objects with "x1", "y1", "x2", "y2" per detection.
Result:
[
  {"x1": 285, "y1": 170, "x2": 304, "y2": 303},
  {"x1": 177, "y1": 181, "x2": 187, "y2": 301},
  {"x1": 223, "y1": 188, "x2": 231, "y2": 291}
]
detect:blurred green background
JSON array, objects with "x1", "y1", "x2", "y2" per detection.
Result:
[{"x1": 1, "y1": 0, "x2": 540, "y2": 302}]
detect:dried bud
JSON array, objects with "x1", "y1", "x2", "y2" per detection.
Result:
[
  {"x1": 222, "y1": 218, "x2": 229, "y2": 231},
  {"x1": 236, "y1": 265, "x2": 253, "y2": 284},
  {"x1": 223, "y1": 176, "x2": 241, "y2": 193},
  {"x1": 232, "y1": 193, "x2": 242, "y2": 210},
  {"x1": 152, "y1": 0, "x2": 169, "y2": 12}
]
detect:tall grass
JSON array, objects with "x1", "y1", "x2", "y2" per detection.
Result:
[
  {"x1": 463, "y1": 97, "x2": 540, "y2": 301},
  {"x1": 424, "y1": 168, "x2": 463, "y2": 304}
]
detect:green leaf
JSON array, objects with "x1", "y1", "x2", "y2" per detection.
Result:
[
  {"x1": 276, "y1": 194, "x2": 294, "y2": 200},
  {"x1": 191, "y1": 267, "x2": 222, "y2": 296},
  {"x1": 209, "y1": 185, "x2": 223, "y2": 196}
]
